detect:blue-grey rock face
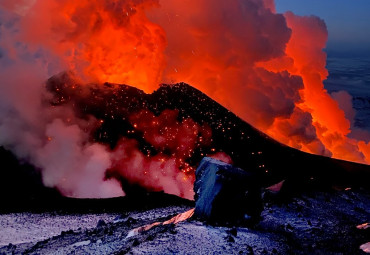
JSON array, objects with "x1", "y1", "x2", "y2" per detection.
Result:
[{"x1": 194, "y1": 157, "x2": 262, "y2": 224}]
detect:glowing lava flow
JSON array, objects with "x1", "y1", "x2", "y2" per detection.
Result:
[{"x1": 126, "y1": 208, "x2": 195, "y2": 238}]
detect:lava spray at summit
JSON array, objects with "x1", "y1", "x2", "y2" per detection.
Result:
[{"x1": 0, "y1": 0, "x2": 369, "y2": 198}]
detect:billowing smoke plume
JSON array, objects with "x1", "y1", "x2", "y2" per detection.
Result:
[
  {"x1": 0, "y1": 21, "x2": 125, "y2": 198},
  {"x1": 0, "y1": 0, "x2": 369, "y2": 198}
]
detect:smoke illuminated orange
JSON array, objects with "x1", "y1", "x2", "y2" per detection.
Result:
[{"x1": 1, "y1": 0, "x2": 369, "y2": 164}]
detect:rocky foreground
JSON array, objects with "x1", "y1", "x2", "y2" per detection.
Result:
[{"x1": 0, "y1": 187, "x2": 369, "y2": 255}]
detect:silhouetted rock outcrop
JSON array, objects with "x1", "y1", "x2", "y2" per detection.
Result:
[{"x1": 194, "y1": 157, "x2": 262, "y2": 224}]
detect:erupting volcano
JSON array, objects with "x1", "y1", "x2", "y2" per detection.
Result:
[{"x1": 0, "y1": 0, "x2": 370, "y2": 200}]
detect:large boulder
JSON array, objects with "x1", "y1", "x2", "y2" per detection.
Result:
[{"x1": 194, "y1": 157, "x2": 262, "y2": 224}]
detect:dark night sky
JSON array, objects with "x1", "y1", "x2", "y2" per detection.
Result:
[{"x1": 275, "y1": 0, "x2": 370, "y2": 56}]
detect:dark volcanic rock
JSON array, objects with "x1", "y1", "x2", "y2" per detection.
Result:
[
  {"x1": 194, "y1": 157, "x2": 262, "y2": 224},
  {"x1": 96, "y1": 219, "x2": 107, "y2": 228}
]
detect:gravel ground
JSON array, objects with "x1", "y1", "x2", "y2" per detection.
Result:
[
  {"x1": 0, "y1": 188, "x2": 369, "y2": 254},
  {"x1": 0, "y1": 212, "x2": 121, "y2": 246}
]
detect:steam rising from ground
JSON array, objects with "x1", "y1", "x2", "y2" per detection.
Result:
[{"x1": 0, "y1": 0, "x2": 369, "y2": 198}]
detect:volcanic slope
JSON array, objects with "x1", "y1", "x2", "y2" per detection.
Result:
[{"x1": 46, "y1": 72, "x2": 370, "y2": 193}]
